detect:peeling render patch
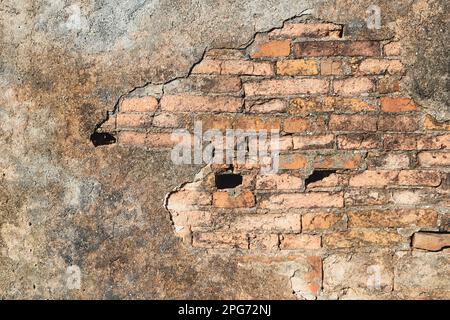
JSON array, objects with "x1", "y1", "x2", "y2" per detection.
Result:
[{"x1": 93, "y1": 15, "x2": 450, "y2": 299}]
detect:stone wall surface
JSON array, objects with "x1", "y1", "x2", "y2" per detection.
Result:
[{"x1": 0, "y1": 0, "x2": 448, "y2": 299}]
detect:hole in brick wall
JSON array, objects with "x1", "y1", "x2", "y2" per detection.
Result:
[
  {"x1": 215, "y1": 173, "x2": 243, "y2": 189},
  {"x1": 90, "y1": 132, "x2": 116, "y2": 147},
  {"x1": 305, "y1": 170, "x2": 337, "y2": 187}
]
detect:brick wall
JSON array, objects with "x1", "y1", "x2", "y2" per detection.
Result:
[{"x1": 97, "y1": 20, "x2": 450, "y2": 299}]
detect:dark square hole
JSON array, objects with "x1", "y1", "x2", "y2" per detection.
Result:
[{"x1": 215, "y1": 173, "x2": 243, "y2": 189}]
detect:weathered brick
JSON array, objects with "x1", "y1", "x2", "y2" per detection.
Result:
[
  {"x1": 418, "y1": 152, "x2": 450, "y2": 167},
  {"x1": 270, "y1": 23, "x2": 342, "y2": 39},
  {"x1": 348, "y1": 209, "x2": 438, "y2": 228},
  {"x1": 345, "y1": 189, "x2": 391, "y2": 206},
  {"x1": 359, "y1": 59, "x2": 404, "y2": 75},
  {"x1": 213, "y1": 191, "x2": 255, "y2": 208},
  {"x1": 164, "y1": 75, "x2": 242, "y2": 94},
  {"x1": 221, "y1": 60, "x2": 274, "y2": 75},
  {"x1": 246, "y1": 99, "x2": 286, "y2": 113},
  {"x1": 293, "y1": 41, "x2": 381, "y2": 57},
  {"x1": 120, "y1": 96, "x2": 158, "y2": 113},
  {"x1": 398, "y1": 170, "x2": 441, "y2": 186},
  {"x1": 378, "y1": 76, "x2": 401, "y2": 93},
  {"x1": 152, "y1": 113, "x2": 183, "y2": 128},
  {"x1": 337, "y1": 133, "x2": 381, "y2": 149},
  {"x1": 333, "y1": 77, "x2": 374, "y2": 95},
  {"x1": 192, "y1": 232, "x2": 248, "y2": 249},
  {"x1": 118, "y1": 131, "x2": 185, "y2": 148},
  {"x1": 423, "y1": 115, "x2": 450, "y2": 131},
  {"x1": 384, "y1": 134, "x2": 418, "y2": 151},
  {"x1": 276, "y1": 59, "x2": 319, "y2": 76},
  {"x1": 260, "y1": 192, "x2": 344, "y2": 209},
  {"x1": 243, "y1": 79, "x2": 329, "y2": 96},
  {"x1": 380, "y1": 97, "x2": 416, "y2": 112},
  {"x1": 161, "y1": 95, "x2": 242, "y2": 112},
  {"x1": 293, "y1": 134, "x2": 335, "y2": 150},
  {"x1": 192, "y1": 59, "x2": 273, "y2": 76},
  {"x1": 250, "y1": 40, "x2": 291, "y2": 58},
  {"x1": 323, "y1": 97, "x2": 377, "y2": 112},
  {"x1": 313, "y1": 152, "x2": 363, "y2": 169},
  {"x1": 283, "y1": 118, "x2": 310, "y2": 133},
  {"x1": 306, "y1": 172, "x2": 347, "y2": 189},
  {"x1": 167, "y1": 190, "x2": 212, "y2": 211},
  {"x1": 383, "y1": 41, "x2": 401, "y2": 56},
  {"x1": 171, "y1": 210, "x2": 212, "y2": 229},
  {"x1": 323, "y1": 230, "x2": 404, "y2": 248},
  {"x1": 349, "y1": 170, "x2": 398, "y2": 187},
  {"x1": 249, "y1": 234, "x2": 279, "y2": 250},
  {"x1": 233, "y1": 116, "x2": 281, "y2": 131},
  {"x1": 278, "y1": 154, "x2": 308, "y2": 169},
  {"x1": 302, "y1": 212, "x2": 342, "y2": 231},
  {"x1": 378, "y1": 115, "x2": 419, "y2": 132},
  {"x1": 230, "y1": 214, "x2": 301, "y2": 232},
  {"x1": 329, "y1": 114, "x2": 377, "y2": 131},
  {"x1": 256, "y1": 173, "x2": 302, "y2": 190},
  {"x1": 367, "y1": 152, "x2": 411, "y2": 169},
  {"x1": 416, "y1": 134, "x2": 450, "y2": 150},
  {"x1": 116, "y1": 113, "x2": 152, "y2": 128},
  {"x1": 289, "y1": 98, "x2": 331, "y2": 114},
  {"x1": 412, "y1": 232, "x2": 450, "y2": 251},
  {"x1": 205, "y1": 48, "x2": 245, "y2": 60},
  {"x1": 280, "y1": 234, "x2": 321, "y2": 250},
  {"x1": 320, "y1": 59, "x2": 343, "y2": 75}
]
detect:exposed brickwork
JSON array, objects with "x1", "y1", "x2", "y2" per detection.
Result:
[{"x1": 97, "y1": 20, "x2": 450, "y2": 300}]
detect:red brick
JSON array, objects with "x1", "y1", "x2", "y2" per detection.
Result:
[
  {"x1": 381, "y1": 97, "x2": 416, "y2": 112},
  {"x1": 320, "y1": 59, "x2": 343, "y2": 75},
  {"x1": 120, "y1": 96, "x2": 158, "y2": 113},
  {"x1": 348, "y1": 209, "x2": 438, "y2": 228},
  {"x1": 230, "y1": 214, "x2": 301, "y2": 233},
  {"x1": 313, "y1": 152, "x2": 363, "y2": 169},
  {"x1": 337, "y1": 134, "x2": 381, "y2": 149},
  {"x1": 289, "y1": 98, "x2": 331, "y2": 114},
  {"x1": 279, "y1": 154, "x2": 308, "y2": 169},
  {"x1": 329, "y1": 114, "x2": 377, "y2": 131},
  {"x1": 398, "y1": 170, "x2": 441, "y2": 186},
  {"x1": 333, "y1": 77, "x2": 374, "y2": 95},
  {"x1": 383, "y1": 134, "x2": 417, "y2": 150},
  {"x1": 276, "y1": 59, "x2": 319, "y2": 76},
  {"x1": 418, "y1": 152, "x2": 450, "y2": 167},
  {"x1": 269, "y1": 23, "x2": 342, "y2": 39},
  {"x1": 280, "y1": 234, "x2": 321, "y2": 250},
  {"x1": 323, "y1": 230, "x2": 404, "y2": 248},
  {"x1": 417, "y1": 134, "x2": 450, "y2": 150},
  {"x1": 116, "y1": 113, "x2": 152, "y2": 129},
  {"x1": 213, "y1": 191, "x2": 255, "y2": 208},
  {"x1": 250, "y1": 40, "x2": 291, "y2": 58},
  {"x1": 378, "y1": 77, "x2": 401, "y2": 93},
  {"x1": 412, "y1": 232, "x2": 450, "y2": 251},
  {"x1": 260, "y1": 192, "x2": 344, "y2": 209},
  {"x1": 284, "y1": 118, "x2": 310, "y2": 133},
  {"x1": 359, "y1": 59, "x2": 404, "y2": 75},
  {"x1": 246, "y1": 99, "x2": 286, "y2": 113},
  {"x1": 233, "y1": 116, "x2": 281, "y2": 131},
  {"x1": 152, "y1": 113, "x2": 183, "y2": 128},
  {"x1": 302, "y1": 212, "x2": 342, "y2": 231},
  {"x1": 378, "y1": 115, "x2": 419, "y2": 132},
  {"x1": 167, "y1": 190, "x2": 212, "y2": 211},
  {"x1": 292, "y1": 134, "x2": 335, "y2": 150},
  {"x1": 423, "y1": 115, "x2": 450, "y2": 131},
  {"x1": 161, "y1": 95, "x2": 242, "y2": 112},
  {"x1": 221, "y1": 60, "x2": 274, "y2": 76},
  {"x1": 249, "y1": 234, "x2": 279, "y2": 250},
  {"x1": 243, "y1": 79, "x2": 329, "y2": 96},
  {"x1": 349, "y1": 170, "x2": 398, "y2": 187},
  {"x1": 293, "y1": 41, "x2": 381, "y2": 57},
  {"x1": 256, "y1": 173, "x2": 302, "y2": 190},
  {"x1": 384, "y1": 42, "x2": 401, "y2": 56},
  {"x1": 118, "y1": 131, "x2": 186, "y2": 148},
  {"x1": 192, "y1": 232, "x2": 248, "y2": 249}
]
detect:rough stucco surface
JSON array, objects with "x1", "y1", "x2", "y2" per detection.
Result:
[{"x1": 0, "y1": 0, "x2": 448, "y2": 299}]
